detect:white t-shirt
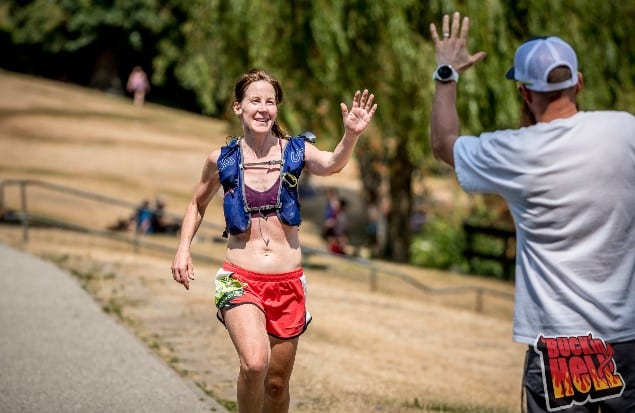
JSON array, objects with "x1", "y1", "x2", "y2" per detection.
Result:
[{"x1": 454, "y1": 111, "x2": 635, "y2": 344}]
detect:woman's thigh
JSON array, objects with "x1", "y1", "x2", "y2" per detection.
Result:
[{"x1": 224, "y1": 304, "x2": 270, "y2": 366}]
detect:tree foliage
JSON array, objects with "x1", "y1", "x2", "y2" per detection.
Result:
[{"x1": 3, "y1": 0, "x2": 633, "y2": 264}]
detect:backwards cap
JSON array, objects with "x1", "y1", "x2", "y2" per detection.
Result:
[{"x1": 505, "y1": 36, "x2": 578, "y2": 92}]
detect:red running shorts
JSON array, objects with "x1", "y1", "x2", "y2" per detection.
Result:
[{"x1": 214, "y1": 261, "x2": 312, "y2": 339}]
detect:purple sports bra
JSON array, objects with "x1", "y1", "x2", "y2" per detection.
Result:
[{"x1": 244, "y1": 178, "x2": 280, "y2": 217}]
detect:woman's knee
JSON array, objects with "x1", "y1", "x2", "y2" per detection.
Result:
[
  {"x1": 265, "y1": 375, "x2": 290, "y2": 401},
  {"x1": 239, "y1": 353, "x2": 269, "y2": 381}
]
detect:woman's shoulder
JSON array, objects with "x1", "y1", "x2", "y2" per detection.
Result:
[
  {"x1": 214, "y1": 137, "x2": 240, "y2": 159},
  {"x1": 209, "y1": 147, "x2": 222, "y2": 159},
  {"x1": 204, "y1": 146, "x2": 225, "y2": 170}
]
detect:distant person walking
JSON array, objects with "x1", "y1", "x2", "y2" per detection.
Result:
[
  {"x1": 429, "y1": 12, "x2": 635, "y2": 413},
  {"x1": 126, "y1": 66, "x2": 150, "y2": 106},
  {"x1": 171, "y1": 68, "x2": 376, "y2": 413}
]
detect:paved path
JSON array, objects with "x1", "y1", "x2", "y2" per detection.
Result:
[{"x1": 0, "y1": 243, "x2": 227, "y2": 413}]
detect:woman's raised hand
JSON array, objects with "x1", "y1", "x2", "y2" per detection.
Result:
[{"x1": 340, "y1": 89, "x2": 377, "y2": 137}]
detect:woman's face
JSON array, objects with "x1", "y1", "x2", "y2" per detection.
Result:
[{"x1": 234, "y1": 80, "x2": 278, "y2": 136}]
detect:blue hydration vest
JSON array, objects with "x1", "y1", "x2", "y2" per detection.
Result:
[{"x1": 218, "y1": 134, "x2": 310, "y2": 236}]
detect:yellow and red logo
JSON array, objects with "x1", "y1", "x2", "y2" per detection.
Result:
[{"x1": 534, "y1": 333, "x2": 625, "y2": 411}]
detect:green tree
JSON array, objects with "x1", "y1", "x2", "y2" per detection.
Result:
[
  {"x1": 3, "y1": 0, "x2": 177, "y2": 89},
  {"x1": 3, "y1": 0, "x2": 634, "y2": 266}
]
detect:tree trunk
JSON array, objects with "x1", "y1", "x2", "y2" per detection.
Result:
[
  {"x1": 90, "y1": 49, "x2": 123, "y2": 95},
  {"x1": 385, "y1": 142, "x2": 413, "y2": 262}
]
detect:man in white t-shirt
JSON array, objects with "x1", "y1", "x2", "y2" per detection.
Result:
[{"x1": 429, "y1": 12, "x2": 635, "y2": 413}]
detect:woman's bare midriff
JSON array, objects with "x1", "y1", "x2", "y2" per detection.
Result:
[{"x1": 225, "y1": 215, "x2": 302, "y2": 274}]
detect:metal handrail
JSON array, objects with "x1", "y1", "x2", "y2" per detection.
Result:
[{"x1": 0, "y1": 179, "x2": 513, "y2": 312}]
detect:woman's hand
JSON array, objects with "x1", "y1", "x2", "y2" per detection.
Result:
[
  {"x1": 171, "y1": 248, "x2": 195, "y2": 290},
  {"x1": 340, "y1": 89, "x2": 377, "y2": 137}
]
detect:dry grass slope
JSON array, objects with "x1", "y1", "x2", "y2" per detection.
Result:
[{"x1": 0, "y1": 70, "x2": 524, "y2": 413}]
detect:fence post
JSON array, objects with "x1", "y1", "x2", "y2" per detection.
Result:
[
  {"x1": 475, "y1": 288, "x2": 483, "y2": 313},
  {"x1": 134, "y1": 228, "x2": 140, "y2": 253},
  {"x1": 0, "y1": 181, "x2": 5, "y2": 212},
  {"x1": 20, "y1": 181, "x2": 29, "y2": 242},
  {"x1": 370, "y1": 265, "x2": 377, "y2": 292}
]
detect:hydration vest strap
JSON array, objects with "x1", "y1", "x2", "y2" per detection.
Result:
[{"x1": 243, "y1": 159, "x2": 283, "y2": 167}]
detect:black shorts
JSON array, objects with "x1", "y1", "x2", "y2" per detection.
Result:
[{"x1": 522, "y1": 335, "x2": 635, "y2": 412}]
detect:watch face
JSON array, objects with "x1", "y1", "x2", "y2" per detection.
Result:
[{"x1": 438, "y1": 65, "x2": 452, "y2": 80}]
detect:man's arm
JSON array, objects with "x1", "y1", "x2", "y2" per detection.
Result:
[
  {"x1": 429, "y1": 12, "x2": 487, "y2": 168},
  {"x1": 430, "y1": 82, "x2": 460, "y2": 167}
]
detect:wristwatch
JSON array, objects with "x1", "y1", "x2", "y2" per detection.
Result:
[{"x1": 432, "y1": 64, "x2": 459, "y2": 83}]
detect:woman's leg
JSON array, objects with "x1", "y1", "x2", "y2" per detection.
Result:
[
  {"x1": 264, "y1": 336, "x2": 299, "y2": 413},
  {"x1": 133, "y1": 90, "x2": 145, "y2": 106},
  {"x1": 224, "y1": 304, "x2": 270, "y2": 413}
]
